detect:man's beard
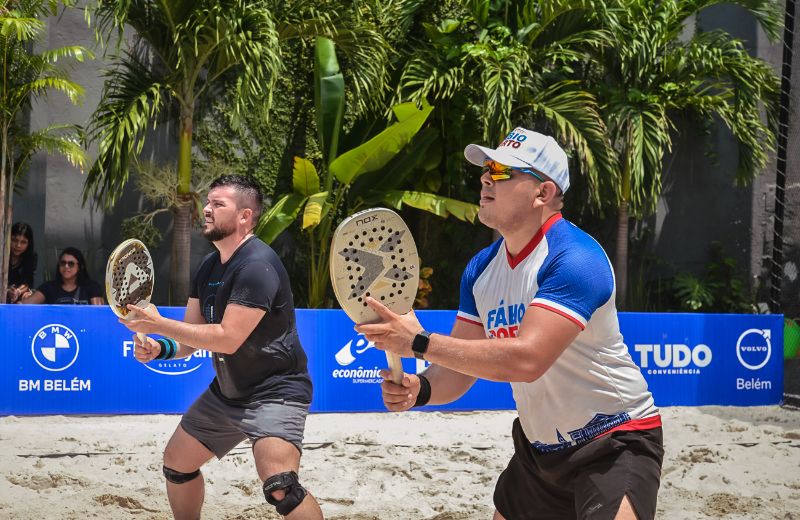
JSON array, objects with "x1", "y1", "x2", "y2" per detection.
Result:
[{"x1": 202, "y1": 219, "x2": 236, "y2": 242}]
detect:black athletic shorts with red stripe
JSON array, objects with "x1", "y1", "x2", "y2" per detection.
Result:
[{"x1": 494, "y1": 418, "x2": 664, "y2": 520}]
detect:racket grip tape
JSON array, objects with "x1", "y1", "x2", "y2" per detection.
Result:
[
  {"x1": 136, "y1": 332, "x2": 148, "y2": 348},
  {"x1": 385, "y1": 352, "x2": 404, "y2": 385}
]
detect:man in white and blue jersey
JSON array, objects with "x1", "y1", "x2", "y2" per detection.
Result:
[{"x1": 356, "y1": 128, "x2": 663, "y2": 520}]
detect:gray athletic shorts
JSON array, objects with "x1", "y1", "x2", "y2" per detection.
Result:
[{"x1": 180, "y1": 388, "x2": 310, "y2": 459}]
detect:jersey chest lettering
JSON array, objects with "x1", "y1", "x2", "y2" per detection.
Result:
[
  {"x1": 486, "y1": 300, "x2": 527, "y2": 338},
  {"x1": 474, "y1": 255, "x2": 543, "y2": 338}
]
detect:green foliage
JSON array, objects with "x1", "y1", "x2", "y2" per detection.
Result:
[
  {"x1": 257, "y1": 95, "x2": 479, "y2": 308},
  {"x1": 82, "y1": 0, "x2": 286, "y2": 208},
  {"x1": 395, "y1": 0, "x2": 613, "y2": 191},
  {"x1": 120, "y1": 217, "x2": 162, "y2": 251},
  {"x1": 628, "y1": 236, "x2": 762, "y2": 314},
  {"x1": 194, "y1": 39, "x2": 317, "y2": 200},
  {"x1": 673, "y1": 271, "x2": 719, "y2": 311},
  {"x1": 582, "y1": 0, "x2": 781, "y2": 304},
  {"x1": 127, "y1": 159, "x2": 221, "y2": 226},
  {"x1": 592, "y1": 0, "x2": 781, "y2": 219}
]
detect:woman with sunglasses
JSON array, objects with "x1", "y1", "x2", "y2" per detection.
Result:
[
  {"x1": 20, "y1": 247, "x2": 104, "y2": 305},
  {"x1": 5, "y1": 222, "x2": 38, "y2": 303}
]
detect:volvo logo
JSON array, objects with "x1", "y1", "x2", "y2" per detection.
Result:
[{"x1": 736, "y1": 329, "x2": 771, "y2": 370}]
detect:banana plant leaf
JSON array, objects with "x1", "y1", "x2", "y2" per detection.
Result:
[
  {"x1": 302, "y1": 191, "x2": 330, "y2": 229},
  {"x1": 329, "y1": 100, "x2": 433, "y2": 185},
  {"x1": 314, "y1": 37, "x2": 345, "y2": 169},
  {"x1": 292, "y1": 157, "x2": 320, "y2": 198},
  {"x1": 255, "y1": 193, "x2": 307, "y2": 244},
  {"x1": 349, "y1": 127, "x2": 439, "y2": 208},
  {"x1": 382, "y1": 190, "x2": 480, "y2": 223}
]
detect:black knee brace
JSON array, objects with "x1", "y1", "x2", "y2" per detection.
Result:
[
  {"x1": 163, "y1": 465, "x2": 200, "y2": 484},
  {"x1": 262, "y1": 471, "x2": 308, "y2": 516}
]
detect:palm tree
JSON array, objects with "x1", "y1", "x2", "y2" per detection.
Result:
[
  {"x1": 82, "y1": 0, "x2": 390, "y2": 305},
  {"x1": 0, "y1": 0, "x2": 91, "y2": 300},
  {"x1": 395, "y1": 0, "x2": 614, "y2": 194},
  {"x1": 592, "y1": 0, "x2": 781, "y2": 305}
]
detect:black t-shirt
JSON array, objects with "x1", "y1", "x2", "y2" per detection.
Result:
[
  {"x1": 35, "y1": 279, "x2": 104, "y2": 304},
  {"x1": 189, "y1": 236, "x2": 313, "y2": 405},
  {"x1": 9, "y1": 251, "x2": 38, "y2": 288}
]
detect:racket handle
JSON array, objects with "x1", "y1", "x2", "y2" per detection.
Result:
[
  {"x1": 136, "y1": 332, "x2": 148, "y2": 348},
  {"x1": 385, "y1": 352, "x2": 404, "y2": 385}
]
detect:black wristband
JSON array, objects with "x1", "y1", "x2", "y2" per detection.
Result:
[
  {"x1": 413, "y1": 374, "x2": 431, "y2": 408},
  {"x1": 155, "y1": 338, "x2": 178, "y2": 360}
]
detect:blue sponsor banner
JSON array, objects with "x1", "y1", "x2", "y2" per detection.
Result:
[
  {"x1": 0, "y1": 306, "x2": 783, "y2": 415},
  {"x1": 300, "y1": 310, "x2": 513, "y2": 412},
  {"x1": 620, "y1": 313, "x2": 783, "y2": 406}
]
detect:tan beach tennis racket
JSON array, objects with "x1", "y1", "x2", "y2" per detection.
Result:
[
  {"x1": 106, "y1": 239, "x2": 155, "y2": 347},
  {"x1": 330, "y1": 208, "x2": 419, "y2": 384}
]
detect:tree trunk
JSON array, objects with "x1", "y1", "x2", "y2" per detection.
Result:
[
  {"x1": 614, "y1": 200, "x2": 629, "y2": 308},
  {"x1": 169, "y1": 101, "x2": 194, "y2": 306},
  {"x1": 614, "y1": 141, "x2": 632, "y2": 308},
  {"x1": 0, "y1": 129, "x2": 9, "y2": 302},
  {"x1": 170, "y1": 202, "x2": 192, "y2": 306}
]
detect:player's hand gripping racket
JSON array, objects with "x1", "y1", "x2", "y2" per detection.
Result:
[
  {"x1": 106, "y1": 239, "x2": 155, "y2": 348},
  {"x1": 330, "y1": 208, "x2": 420, "y2": 384}
]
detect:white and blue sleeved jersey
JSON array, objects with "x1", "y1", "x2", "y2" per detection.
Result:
[{"x1": 458, "y1": 214, "x2": 659, "y2": 452}]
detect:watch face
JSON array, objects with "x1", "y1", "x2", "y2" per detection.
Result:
[{"x1": 413, "y1": 332, "x2": 430, "y2": 354}]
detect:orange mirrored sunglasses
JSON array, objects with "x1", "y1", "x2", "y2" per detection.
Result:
[{"x1": 483, "y1": 160, "x2": 545, "y2": 182}]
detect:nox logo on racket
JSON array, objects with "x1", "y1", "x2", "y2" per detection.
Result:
[{"x1": 355, "y1": 215, "x2": 379, "y2": 226}]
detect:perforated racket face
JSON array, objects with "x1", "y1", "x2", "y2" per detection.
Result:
[
  {"x1": 330, "y1": 208, "x2": 419, "y2": 325},
  {"x1": 105, "y1": 239, "x2": 154, "y2": 318}
]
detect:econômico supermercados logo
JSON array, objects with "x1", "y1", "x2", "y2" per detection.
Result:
[{"x1": 332, "y1": 334, "x2": 383, "y2": 383}]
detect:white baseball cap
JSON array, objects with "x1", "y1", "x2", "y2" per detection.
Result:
[{"x1": 464, "y1": 127, "x2": 570, "y2": 193}]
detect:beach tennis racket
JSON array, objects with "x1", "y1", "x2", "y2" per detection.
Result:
[
  {"x1": 106, "y1": 239, "x2": 155, "y2": 348},
  {"x1": 330, "y1": 208, "x2": 420, "y2": 384}
]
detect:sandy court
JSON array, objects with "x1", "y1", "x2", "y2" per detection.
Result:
[{"x1": 0, "y1": 406, "x2": 799, "y2": 519}]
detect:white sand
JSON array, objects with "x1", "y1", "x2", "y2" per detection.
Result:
[{"x1": 1, "y1": 406, "x2": 799, "y2": 519}]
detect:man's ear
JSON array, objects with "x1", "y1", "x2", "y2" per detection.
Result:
[
  {"x1": 535, "y1": 181, "x2": 559, "y2": 207},
  {"x1": 241, "y1": 207, "x2": 253, "y2": 224}
]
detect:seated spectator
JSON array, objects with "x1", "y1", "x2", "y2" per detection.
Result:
[
  {"x1": 6, "y1": 222, "x2": 38, "y2": 303},
  {"x1": 20, "y1": 247, "x2": 104, "y2": 305}
]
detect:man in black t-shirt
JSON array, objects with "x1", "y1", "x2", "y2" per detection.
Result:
[{"x1": 121, "y1": 175, "x2": 323, "y2": 520}]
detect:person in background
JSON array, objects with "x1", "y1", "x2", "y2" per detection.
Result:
[
  {"x1": 6, "y1": 222, "x2": 38, "y2": 303},
  {"x1": 20, "y1": 247, "x2": 104, "y2": 305}
]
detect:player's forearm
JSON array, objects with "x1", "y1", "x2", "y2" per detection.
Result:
[
  {"x1": 424, "y1": 334, "x2": 543, "y2": 383},
  {"x1": 172, "y1": 341, "x2": 198, "y2": 360},
  {"x1": 423, "y1": 364, "x2": 477, "y2": 405},
  {"x1": 157, "y1": 318, "x2": 240, "y2": 354}
]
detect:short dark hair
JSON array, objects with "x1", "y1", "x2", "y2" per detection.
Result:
[
  {"x1": 56, "y1": 247, "x2": 91, "y2": 286},
  {"x1": 209, "y1": 175, "x2": 265, "y2": 227}
]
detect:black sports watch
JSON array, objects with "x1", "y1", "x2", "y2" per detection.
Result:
[{"x1": 412, "y1": 330, "x2": 432, "y2": 360}]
